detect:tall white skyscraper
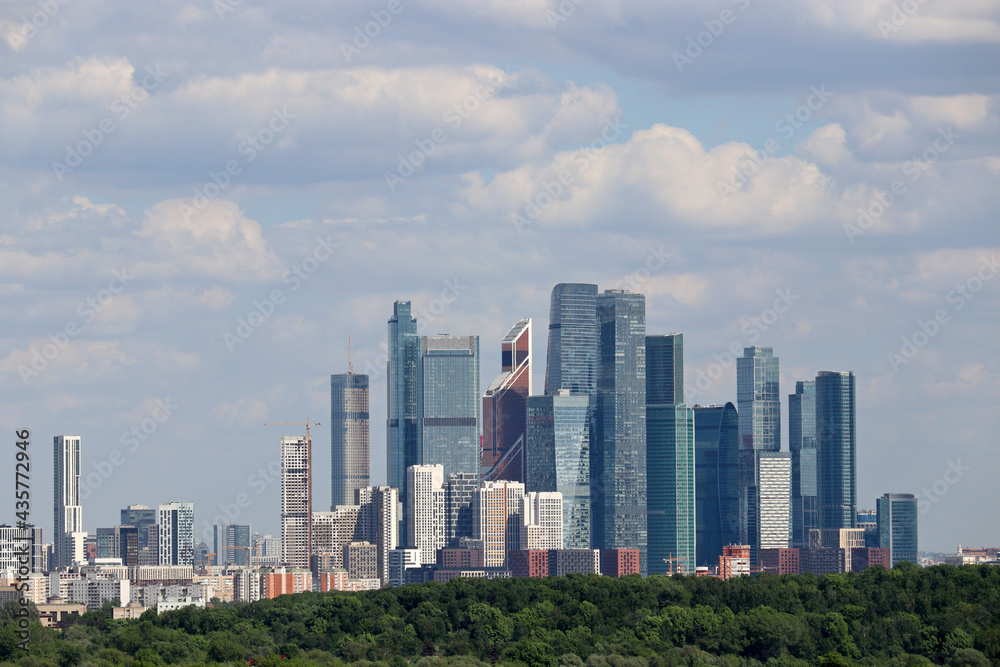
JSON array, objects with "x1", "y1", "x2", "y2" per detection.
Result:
[
  {"x1": 157, "y1": 502, "x2": 194, "y2": 566},
  {"x1": 53, "y1": 435, "x2": 85, "y2": 569},
  {"x1": 406, "y1": 465, "x2": 445, "y2": 566},
  {"x1": 475, "y1": 480, "x2": 524, "y2": 567},
  {"x1": 521, "y1": 491, "x2": 563, "y2": 550},
  {"x1": 755, "y1": 452, "x2": 791, "y2": 550},
  {"x1": 281, "y1": 436, "x2": 311, "y2": 568}
]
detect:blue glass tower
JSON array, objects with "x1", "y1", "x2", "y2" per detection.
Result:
[
  {"x1": 736, "y1": 346, "x2": 780, "y2": 555},
  {"x1": 877, "y1": 493, "x2": 917, "y2": 566},
  {"x1": 387, "y1": 301, "x2": 420, "y2": 513},
  {"x1": 544, "y1": 283, "x2": 598, "y2": 396},
  {"x1": 789, "y1": 380, "x2": 817, "y2": 546},
  {"x1": 816, "y1": 371, "x2": 856, "y2": 530},
  {"x1": 593, "y1": 290, "x2": 647, "y2": 573},
  {"x1": 419, "y1": 335, "x2": 480, "y2": 480},
  {"x1": 694, "y1": 402, "x2": 740, "y2": 567}
]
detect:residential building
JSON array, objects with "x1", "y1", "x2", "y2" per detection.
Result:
[
  {"x1": 521, "y1": 492, "x2": 563, "y2": 550},
  {"x1": 483, "y1": 318, "x2": 532, "y2": 482},
  {"x1": 0, "y1": 525, "x2": 44, "y2": 576},
  {"x1": 281, "y1": 435, "x2": 311, "y2": 568},
  {"x1": 718, "y1": 544, "x2": 751, "y2": 580},
  {"x1": 476, "y1": 480, "x2": 525, "y2": 568},
  {"x1": 54, "y1": 435, "x2": 85, "y2": 569},
  {"x1": 331, "y1": 371, "x2": 370, "y2": 508},
  {"x1": 157, "y1": 502, "x2": 194, "y2": 567},
  {"x1": 343, "y1": 541, "x2": 379, "y2": 581},
  {"x1": 755, "y1": 451, "x2": 791, "y2": 551},
  {"x1": 406, "y1": 464, "x2": 445, "y2": 565},
  {"x1": 445, "y1": 472, "x2": 478, "y2": 547},
  {"x1": 600, "y1": 549, "x2": 641, "y2": 577},
  {"x1": 758, "y1": 548, "x2": 800, "y2": 575},
  {"x1": 356, "y1": 485, "x2": 400, "y2": 583},
  {"x1": 549, "y1": 549, "x2": 601, "y2": 576}
]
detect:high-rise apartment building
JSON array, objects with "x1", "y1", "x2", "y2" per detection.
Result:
[
  {"x1": 281, "y1": 436, "x2": 311, "y2": 568},
  {"x1": 387, "y1": 301, "x2": 421, "y2": 515},
  {"x1": 331, "y1": 371, "x2": 370, "y2": 508},
  {"x1": 445, "y1": 472, "x2": 478, "y2": 547},
  {"x1": 521, "y1": 491, "x2": 563, "y2": 550},
  {"x1": 482, "y1": 319, "x2": 532, "y2": 482},
  {"x1": 544, "y1": 283, "x2": 599, "y2": 396},
  {"x1": 646, "y1": 334, "x2": 694, "y2": 576},
  {"x1": 157, "y1": 502, "x2": 194, "y2": 566},
  {"x1": 406, "y1": 464, "x2": 445, "y2": 565},
  {"x1": 475, "y1": 481, "x2": 525, "y2": 567},
  {"x1": 356, "y1": 486, "x2": 400, "y2": 583},
  {"x1": 525, "y1": 392, "x2": 591, "y2": 549},
  {"x1": 789, "y1": 380, "x2": 818, "y2": 547},
  {"x1": 593, "y1": 290, "x2": 647, "y2": 573},
  {"x1": 312, "y1": 506, "x2": 362, "y2": 570},
  {"x1": 693, "y1": 403, "x2": 740, "y2": 568},
  {"x1": 53, "y1": 435, "x2": 85, "y2": 569},
  {"x1": 877, "y1": 493, "x2": 917, "y2": 567},
  {"x1": 420, "y1": 335, "x2": 480, "y2": 480},
  {"x1": 816, "y1": 371, "x2": 856, "y2": 530},
  {"x1": 755, "y1": 451, "x2": 791, "y2": 550}
]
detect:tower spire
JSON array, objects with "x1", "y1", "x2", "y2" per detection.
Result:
[{"x1": 348, "y1": 336, "x2": 353, "y2": 374}]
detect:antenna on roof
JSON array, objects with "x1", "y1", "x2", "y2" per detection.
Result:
[{"x1": 348, "y1": 336, "x2": 353, "y2": 374}]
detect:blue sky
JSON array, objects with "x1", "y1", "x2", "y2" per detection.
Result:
[{"x1": 1, "y1": 0, "x2": 998, "y2": 552}]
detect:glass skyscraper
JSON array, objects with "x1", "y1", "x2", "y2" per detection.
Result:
[
  {"x1": 816, "y1": 371, "x2": 857, "y2": 530},
  {"x1": 694, "y1": 402, "x2": 740, "y2": 567},
  {"x1": 419, "y1": 335, "x2": 480, "y2": 480},
  {"x1": 482, "y1": 318, "x2": 532, "y2": 482},
  {"x1": 525, "y1": 392, "x2": 591, "y2": 549},
  {"x1": 544, "y1": 283, "x2": 598, "y2": 396},
  {"x1": 387, "y1": 301, "x2": 420, "y2": 513},
  {"x1": 736, "y1": 346, "x2": 780, "y2": 549},
  {"x1": 593, "y1": 290, "x2": 647, "y2": 573},
  {"x1": 646, "y1": 334, "x2": 695, "y2": 575},
  {"x1": 331, "y1": 371, "x2": 370, "y2": 509},
  {"x1": 789, "y1": 380, "x2": 818, "y2": 547},
  {"x1": 877, "y1": 493, "x2": 918, "y2": 566}
]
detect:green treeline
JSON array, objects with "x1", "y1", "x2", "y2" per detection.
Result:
[{"x1": 2, "y1": 563, "x2": 999, "y2": 667}]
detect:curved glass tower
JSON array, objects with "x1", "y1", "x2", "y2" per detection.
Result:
[{"x1": 694, "y1": 402, "x2": 740, "y2": 567}]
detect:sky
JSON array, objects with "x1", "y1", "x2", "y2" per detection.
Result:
[{"x1": 1, "y1": 0, "x2": 998, "y2": 554}]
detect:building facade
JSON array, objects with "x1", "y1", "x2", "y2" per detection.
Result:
[
  {"x1": 693, "y1": 403, "x2": 740, "y2": 568},
  {"x1": 877, "y1": 493, "x2": 918, "y2": 567},
  {"x1": 54, "y1": 435, "x2": 85, "y2": 569},
  {"x1": 406, "y1": 464, "x2": 445, "y2": 565},
  {"x1": 789, "y1": 380, "x2": 818, "y2": 547},
  {"x1": 157, "y1": 502, "x2": 194, "y2": 567},
  {"x1": 736, "y1": 348, "x2": 780, "y2": 552},
  {"x1": 476, "y1": 481, "x2": 525, "y2": 568},
  {"x1": 816, "y1": 371, "x2": 857, "y2": 530},
  {"x1": 482, "y1": 319, "x2": 532, "y2": 483},
  {"x1": 281, "y1": 436, "x2": 311, "y2": 568},
  {"x1": 420, "y1": 335, "x2": 480, "y2": 481},
  {"x1": 331, "y1": 371, "x2": 370, "y2": 508},
  {"x1": 387, "y1": 300, "x2": 421, "y2": 516},
  {"x1": 544, "y1": 283, "x2": 599, "y2": 396}
]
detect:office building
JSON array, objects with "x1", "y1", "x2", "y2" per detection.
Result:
[
  {"x1": 877, "y1": 493, "x2": 918, "y2": 567},
  {"x1": 693, "y1": 403, "x2": 740, "y2": 568},
  {"x1": 445, "y1": 472, "x2": 478, "y2": 547},
  {"x1": 857, "y1": 509, "x2": 879, "y2": 548},
  {"x1": 387, "y1": 300, "x2": 421, "y2": 516},
  {"x1": 406, "y1": 464, "x2": 445, "y2": 565},
  {"x1": 593, "y1": 290, "x2": 647, "y2": 573},
  {"x1": 736, "y1": 348, "x2": 780, "y2": 548},
  {"x1": 281, "y1": 436, "x2": 311, "y2": 568},
  {"x1": 476, "y1": 481, "x2": 525, "y2": 568},
  {"x1": 213, "y1": 524, "x2": 251, "y2": 566},
  {"x1": 420, "y1": 335, "x2": 480, "y2": 480},
  {"x1": 646, "y1": 334, "x2": 695, "y2": 576},
  {"x1": 482, "y1": 318, "x2": 532, "y2": 482},
  {"x1": 96, "y1": 525, "x2": 139, "y2": 566},
  {"x1": 789, "y1": 381, "x2": 818, "y2": 547},
  {"x1": 331, "y1": 371, "x2": 370, "y2": 508},
  {"x1": 521, "y1": 491, "x2": 563, "y2": 550},
  {"x1": 157, "y1": 502, "x2": 194, "y2": 567},
  {"x1": 816, "y1": 371, "x2": 856, "y2": 529},
  {"x1": 53, "y1": 436, "x2": 85, "y2": 569},
  {"x1": 544, "y1": 283, "x2": 599, "y2": 396},
  {"x1": 525, "y1": 392, "x2": 591, "y2": 549}
]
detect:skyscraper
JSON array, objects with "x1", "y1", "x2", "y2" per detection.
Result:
[
  {"x1": 214, "y1": 524, "x2": 252, "y2": 566},
  {"x1": 281, "y1": 435, "x2": 311, "y2": 568},
  {"x1": 356, "y1": 485, "x2": 400, "y2": 583},
  {"x1": 525, "y1": 392, "x2": 591, "y2": 549},
  {"x1": 877, "y1": 493, "x2": 918, "y2": 567},
  {"x1": 445, "y1": 472, "x2": 478, "y2": 547},
  {"x1": 755, "y1": 451, "x2": 791, "y2": 551},
  {"x1": 693, "y1": 403, "x2": 740, "y2": 567},
  {"x1": 816, "y1": 371, "x2": 857, "y2": 530},
  {"x1": 158, "y1": 502, "x2": 194, "y2": 566},
  {"x1": 475, "y1": 480, "x2": 525, "y2": 567},
  {"x1": 544, "y1": 283, "x2": 599, "y2": 396},
  {"x1": 53, "y1": 435, "x2": 85, "y2": 569},
  {"x1": 736, "y1": 347, "x2": 780, "y2": 549},
  {"x1": 121, "y1": 504, "x2": 158, "y2": 563},
  {"x1": 387, "y1": 301, "x2": 420, "y2": 515},
  {"x1": 646, "y1": 334, "x2": 695, "y2": 576},
  {"x1": 521, "y1": 491, "x2": 564, "y2": 550},
  {"x1": 420, "y1": 335, "x2": 480, "y2": 479},
  {"x1": 406, "y1": 464, "x2": 445, "y2": 565},
  {"x1": 789, "y1": 380, "x2": 818, "y2": 547},
  {"x1": 482, "y1": 318, "x2": 532, "y2": 482},
  {"x1": 593, "y1": 290, "x2": 647, "y2": 573},
  {"x1": 331, "y1": 371, "x2": 370, "y2": 508}
]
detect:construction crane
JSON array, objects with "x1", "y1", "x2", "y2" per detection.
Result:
[
  {"x1": 263, "y1": 419, "x2": 319, "y2": 568},
  {"x1": 663, "y1": 553, "x2": 689, "y2": 576}
]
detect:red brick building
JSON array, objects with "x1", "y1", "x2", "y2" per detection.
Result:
[
  {"x1": 851, "y1": 547, "x2": 890, "y2": 572},
  {"x1": 600, "y1": 549, "x2": 641, "y2": 577},
  {"x1": 437, "y1": 548, "x2": 484, "y2": 568},
  {"x1": 758, "y1": 548, "x2": 800, "y2": 575},
  {"x1": 509, "y1": 550, "x2": 550, "y2": 578}
]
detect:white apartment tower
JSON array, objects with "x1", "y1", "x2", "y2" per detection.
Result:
[
  {"x1": 281, "y1": 436, "x2": 312, "y2": 568},
  {"x1": 53, "y1": 436, "x2": 85, "y2": 569},
  {"x1": 406, "y1": 465, "x2": 445, "y2": 566},
  {"x1": 475, "y1": 480, "x2": 525, "y2": 568},
  {"x1": 158, "y1": 502, "x2": 194, "y2": 566},
  {"x1": 521, "y1": 491, "x2": 564, "y2": 551}
]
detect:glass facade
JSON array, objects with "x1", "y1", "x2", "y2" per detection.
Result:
[
  {"x1": 877, "y1": 493, "x2": 917, "y2": 566},
  {"x1": 525, "y1": 393, "x2": 592, "y2": 549},
  {"x1": 816, "y1": 371, "x2": 857, "y2": 529},
  {"x1": 331, "y1": 372, "x2": 370, "y2": 509},
  {"x1": 789, "y1": 380, "x2": 817, "y2": 546},
  {"x1": 420, "y1": 335, "x2": 480, "y2": 480},
  {"x1": 482, "y1": 319, "x2": 532, "y2": 482},
  {"x1": 646, "y1": 402, "x2": 695, "y2": 575},
  {"x1": 694, "y1": 402, "x2": 740, "y2": 567},
  {"x1": 593, "y1": 290, "x2": 647, "y2": 573},
  {"x1": 544, "y1": 283, "x2": 599, "y2": 396},
  {"x1": 387, "y1": 301, "x2": 420, "y2": 513},
  {"x1": 736, "y1": 346, "x2": 780, "y2": 548}
]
